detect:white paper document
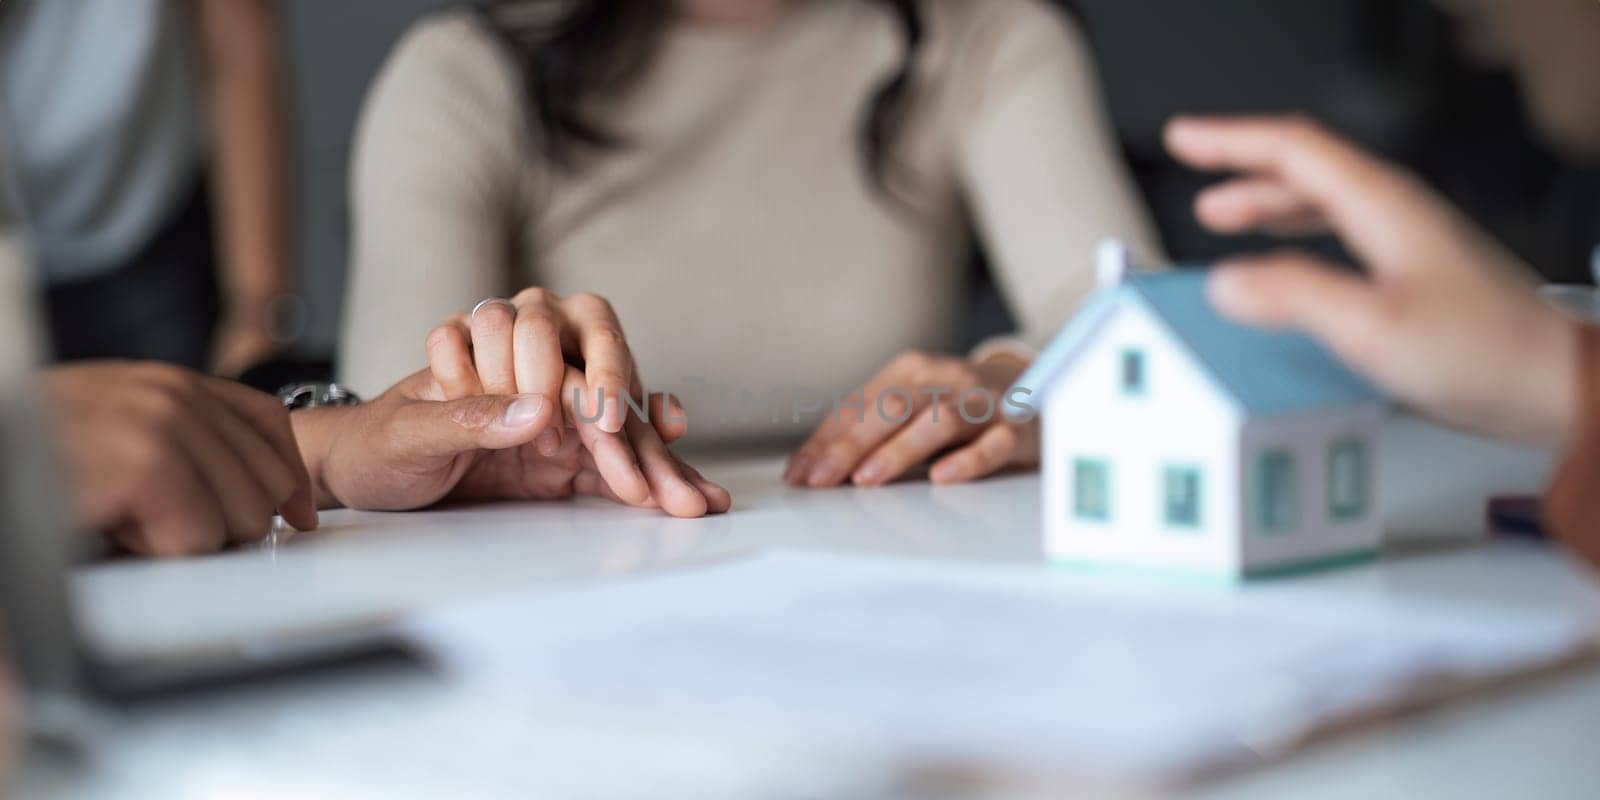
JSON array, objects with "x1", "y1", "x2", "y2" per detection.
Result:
[{"x1": 407, "y1": 551, "x2": 1595, "y2": 782}]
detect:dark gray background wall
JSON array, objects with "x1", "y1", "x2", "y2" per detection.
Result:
[{"x1": 284, "y1": 0, "x2": 450, "y2": 354}]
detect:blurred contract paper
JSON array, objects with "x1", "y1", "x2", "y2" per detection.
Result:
[{"x1": 407, "y1": 551, "x2": 1595, "y2": 783}]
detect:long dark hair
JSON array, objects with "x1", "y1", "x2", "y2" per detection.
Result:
[{"x1": 476, "y1": 0, "x2": 925, "y2": 190}]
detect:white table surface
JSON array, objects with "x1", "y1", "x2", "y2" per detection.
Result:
[{"x1": 32, "y1": 454, "x2": 1600, "y2": 799}]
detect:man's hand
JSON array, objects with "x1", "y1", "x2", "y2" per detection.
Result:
[
  {"x1": 46, "y1": 362, "x2": 318, "y2": 557},
  {"x1": 785, "y1": 350, "x2": 1040, "y2": 488},
  {"x1": 1165, "y1": 115, "x2": 1582, "y2": 446},
  {"x1": 418, "y1": 288, "x2": 725, "y2": 517},
  {"x1": 301, "y1": 369, "x2": 730, "y2": 517}
]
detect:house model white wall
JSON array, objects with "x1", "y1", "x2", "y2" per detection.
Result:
[{"x1": 1008, "y1": 243, "x2": 1386, "y2": 580}]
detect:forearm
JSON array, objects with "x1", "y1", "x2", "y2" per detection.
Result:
[
  {"x1": 193, "y1": 0, "x2": 292, "y2": 307},
  {"x1": 958, "y1": 7, "x2": 1162, "y2": 346}
]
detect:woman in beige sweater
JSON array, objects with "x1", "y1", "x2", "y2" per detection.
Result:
[{"x1": 343, "y1": 0, "x2": 1159, "y2": 491}]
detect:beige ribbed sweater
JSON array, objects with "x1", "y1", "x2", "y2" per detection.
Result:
[{"x1": 341, "y1": 0, "x2": 1159, "y2": 443}]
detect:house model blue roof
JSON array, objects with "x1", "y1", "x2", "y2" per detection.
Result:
[{"x1": 1010, "y1": 269, "x2": 1385, "y2": 419}]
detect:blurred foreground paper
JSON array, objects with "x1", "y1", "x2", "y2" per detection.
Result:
[{"x1": 407, "y1": 550, "x2": 1596, "y2": 784}]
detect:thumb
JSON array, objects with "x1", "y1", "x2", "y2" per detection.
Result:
[
  {"x1": 393, "y1": 394, "x2": 554, "y2": 459},
  {"x1": 1208, "y1": 251, "x2": 1391, "y2": 374}
]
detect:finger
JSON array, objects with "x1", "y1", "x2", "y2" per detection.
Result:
[
  {"x1": 621, "y1": 373, "x2": 685, "y2": 446},
  {"x1": 391, "y1": 393, "x2": 554, "y2": 458},
  {"x1": 561, "y1": 366, "x2": 651, "y2": 506},
  {"x1": 649, "y1": 393, "x2": 688, "y2": 444},
  {"x1": 573, "y1": 447, "x2": 655, "y2": 506},
  {"x1": 572, "y1": 469, "x2": 651, "y2": 507},
  {"x1": 120, "y1": 453, "x2": 227, "y2": 558},
  {"x1": 930, "y1": 424, "x2": 1021, "y2": 485},
  {"x1": 509, "y1": 290, "x2": 569, "y2": 422},
  {"x1": 1208, "y1": 252, "x2": 1392, "y2": 376},
  {"x1": 202, "y1": 378, "x2": 319, "y2": 531},
  {"x1": 626, "y1": 413, "x2": 708, "y2": 518},
  {"x1": 675, "y1": 457, "x2": 732, "y2": 514},
  {"x1": 166, "y1": 410, "x2": 276, "y2": 545},
  {"x1": 787, "y1": 355, "x2": 922, "y2": 486},
  {"x1": 851, "y1": 402, "x2": 979, "y2": 487},
  {"x1": 470, "y1": 298, "x2": 519, "y2": 395},
  {"x1": 534, "y1": 426, "x2": 563, "y2": 457},
  {"x1": 426, "y1": 315, "x2": 481, "y2": 399},
  {"x1": 797, "y1": 388, "x2": 918, "y2": 488},
  {"x1": 563, "y1": 292, "x2": 635, "y2": 435},
  {"x1": 194, "y1": 400, "x2": 305, "y2": 543},
  {"x1": 799, "y1": 354, "x2": 974, "y2": 488},
  {"x1": 1164, "y1": 115, "x2": 1437, "y2": 269},
  {"x1": 1195, "y1": 177, "x2": 1330, "y2": 236}
]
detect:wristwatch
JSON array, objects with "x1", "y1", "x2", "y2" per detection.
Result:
[{"x1": 276, "y1": 382, "x2": 361, "y2": 410}]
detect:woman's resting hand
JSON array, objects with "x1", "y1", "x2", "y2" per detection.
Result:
[{"x1": 785, "y1": 350, "x2": 1040, "y2": 488}]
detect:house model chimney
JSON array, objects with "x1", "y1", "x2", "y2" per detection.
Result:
[{"x1": 1096, "y1": 238, "x2": 1131, "y2": 289}]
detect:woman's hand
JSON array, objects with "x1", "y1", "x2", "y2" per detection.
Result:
[
  {"x1": 785, "y1": 350, "x2": 1040, "y2": 488},
  {"x1": 1165, "y1": 115, "x2": 1582, "y2": 446},
  {"x1": 417, "y1": 288, "x2": 729, "y2": 517},
  {"x1": 45, "y1": 362, "x2": 319, "y2": 557}
]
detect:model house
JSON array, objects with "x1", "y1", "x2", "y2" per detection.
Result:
[{"x1": 1008, "y1": 243, "x2": 1386, "y2": 580}]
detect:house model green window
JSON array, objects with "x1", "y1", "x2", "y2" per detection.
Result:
[
  {"x1": 1120, "y1": 349, "x2": 1145, "y2": 395},
  {"x1": 1073, "y1": 458, "x2": 1110, "y2": 521},
  {"x1": 1327, "y1": 439, "x2": 1369, "y2": 521},
  {"x1": 1163, "y1": 466, "x2": 1202, "y2": 528},
  {"x1": 1255, "y1": 450, "x2": 1297, "y2": 533}
]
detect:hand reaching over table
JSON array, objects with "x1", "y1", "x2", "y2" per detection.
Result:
[
  {"x1": 1166, "y1": 114, "x2": 1593, "y2": 562},
  {"x1": 1165, "y1": 114, "x2": 1580, "y2": 448}
]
